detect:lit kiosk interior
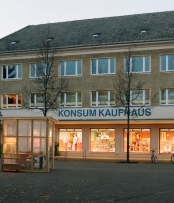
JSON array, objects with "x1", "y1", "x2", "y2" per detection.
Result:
[{"x1": 1, "y1": 118, "x2": 55, "y2": 172}]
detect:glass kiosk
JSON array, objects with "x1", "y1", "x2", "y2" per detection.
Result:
[{"x1": 1, "y1": 117, "x2": 55, "y2": 172}]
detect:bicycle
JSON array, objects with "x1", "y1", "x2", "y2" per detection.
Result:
[
  {"x1": 151, "y1": 148, "x2": 158, "y2": 164},
  {"x1": 171, "y1": 153, "x2": 174, "y2": 164}
]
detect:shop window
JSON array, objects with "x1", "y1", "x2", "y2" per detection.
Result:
[
  {"x1": 160, "y1": 55, "x2": 174, "y2": 71},
  {"x1": 33, "y1": 121, "x2": 46, "y2": 137},
  {"x1": 59, "y1": 60, "x2": 82, "y2": 76},
  {"x1": 160, "y1": 129, "x2": 174, "y2": 153},
  {"x1": 91, "y1": 90, "x2": 115, "y2": 106},
  {"x1": 160, "y1": 89, "x2": 174, "y2": 105},
  {"x1": 129, "y1": 89, "x2": 150, "y2": 106},
  {"x1": 3, "y1": 120, "x2": 17, "y2": 154},
  {"x1": 60, "y1": 92, "x2": 82, "y2": 107},
  {"x1": 19, "y1": 120, "x2": 31, "y2": 137},
  {"x1": 91, "y1": 58, "x2": 115, "y2": 75},
  {"x1": 30, "y1": 63, "x2": 51, "y2": 78},
  {"x1": 123, "y1": 128, "x2": 150, "y2": 153},
  {"x1": 124, "y1": 56, "x2": 150, "y2": 73},
  {"x1": 90, "y1": 129, "x2": 115, "y2": 152},
  {"x1": 2, "y1": 94, "x2": 22, "y2": 108},
  {"x1": 2, "y1": 64, "x2": 22, "y2": 79},
  {"x1": 33, "y1": 121, "x2": 46, "y2": 155},
  {"x1": 59, "y1": 129, "x2": 82, "y2": 151}
]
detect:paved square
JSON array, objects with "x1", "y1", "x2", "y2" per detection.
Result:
[{"x1": 0, "y1": 160, "x2": 174, "y2": 202}]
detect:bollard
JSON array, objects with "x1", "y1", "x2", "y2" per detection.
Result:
[
  {"x1": 64, "y1": 150, "x2": 68, "y2": 161},
  {"x1": 83, "y1": 150, "x2": 86, "y2": 161}
]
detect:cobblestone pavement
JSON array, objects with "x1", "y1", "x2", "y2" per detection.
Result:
[{"x1": 0, "y1": 160, "x2": 174, "y2": 203}]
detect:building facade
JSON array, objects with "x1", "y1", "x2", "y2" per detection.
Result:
[{"x1": 0, "y1": 11, "x2": 174, "y2": 159}]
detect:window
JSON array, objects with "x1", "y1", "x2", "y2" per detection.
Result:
[
  {"x1": 124, "y1": 128, "x2": 150, "y2": 153},
  {"x1": 90, "y1": 129, "x2": 115, "y2": 152},
  {"x1": 3, "y1": 120, "x2": 17, "y2": 154},
  {"x1": 161, "y1": 55, "x2": 174, "y2": 71},
  {"x1": 91, "y1": 91, "x2": 115, "y2": 106},
  {"x1": 129, "y1": 90, "x2": 150, "y2": 106},
  {"x1": 33, "y1": 120, "x2": 46, "y2": 170},
  {"x1": 30, "y1": 94, "x2": 45, "y2": 108},
  {"x1": 59, "y1": 129, "x2": 82, "y2": 151},
  {"x1": 59, "y1": 60, "x2": 82, "y2": 76},
  {"x1": 160, "y1": 89, "x2": 174, "y2": 105},
  {"x1": 124, "y1": 56, "x2": 150, "y2": 73},
  {"x1": 2, "y1": 94, "x2": 22, "y2": 108},
  {"x1": 60, "y1": 92, "x2": 81, "y2": 107},
  {"x1": 91, "y1": 58, "x2": 115, "y2": 75},
  {"x1": 2, "y1": 64, "x2": 22, "y2": 79},
  {"x1": 160, "y1": 129, "x2": 174, "y2": 153},
  {"x1": 30, "y1": 63, "x2": 51, "y2": 78}
]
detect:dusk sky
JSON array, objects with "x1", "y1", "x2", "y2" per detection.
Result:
[{"x1": 0, "y1": 0, "x2": 174, "y2": 39}]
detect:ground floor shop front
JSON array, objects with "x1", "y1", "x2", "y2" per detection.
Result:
[
  {"x1": 56, "y1": 123, "x2": 174, "y2": 160},
  {"x1": 1, "y1": 107, "x2": 174, "y2": 160}
]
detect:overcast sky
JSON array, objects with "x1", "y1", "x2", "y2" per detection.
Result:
[{"x1": 0, "y1": 0, "x2": 174, "y2": 39}]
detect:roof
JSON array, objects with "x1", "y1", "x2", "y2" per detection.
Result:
[{"x1": 0, "y1": 11, "x2": 174, "y2": 54}]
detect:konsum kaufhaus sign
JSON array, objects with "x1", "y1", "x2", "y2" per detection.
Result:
[{"x1": 58, "y1": 107, "x2": 152, "y2": 120}]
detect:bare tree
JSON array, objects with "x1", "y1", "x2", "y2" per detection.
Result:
[
  {"x1": 22, "y1": 26, "x2": 68, "y2": 116},
  {"x1": 114, "y1": 48, "x2": 152, "y2": 162}
]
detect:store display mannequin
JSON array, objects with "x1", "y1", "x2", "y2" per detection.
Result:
[
  {"x1": 63, "y1": 135, "x2": 68, "y2": 150},
  {"x1": 135, "y1": 133, "x2": 140, "y2": 151},
  {"x1": 77, "y1": 134, "x2": 82, "y2": 151},
  {"x1": 72, "y1": 134, "x2": 77, "y2": 151}
]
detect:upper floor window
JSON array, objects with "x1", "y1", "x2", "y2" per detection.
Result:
[
  {"x1": 2, "y1": 64, "x2": 22, "y2": 79},
  {"x1": 160, "y1": 89, "x2": 174, "y2": 105},
  {"x1": 91, "y1": 58, "x2": 115, "y2": 75},
  {"x1": 30, "y1": 63, "x2": 51, "y2": 78},
  {"x1": 161, "y1": 55, "x2": 174, "y2": 71},
  {"x1": 59, "y1": 60, "x2": 82, "y2": 76},
  {"x1": 129, "y1": 89, "x2": 150, "y2": 106},
  {"x1": 60, "y1": 92, "x2": 81, "y2": 107},
  {"x1": 30, "y1": 94, "x2": 45, "y2": 108},
  {"x1": 2, "y1": 94, "x2": 22, "y2": 108},
  {"x1": 91, "y1": 90, "x2": 115, "y2": 106},
  {"x1": 124, "y1": 56, "x2": 150, "y2": 73}
]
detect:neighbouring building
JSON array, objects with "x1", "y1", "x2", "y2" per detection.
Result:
[{"x1": 0, "y1": 11, "x2": 174, "y2": 160}]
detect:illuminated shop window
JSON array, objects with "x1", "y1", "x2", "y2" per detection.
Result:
[
  {"x1": 160, "y1": 129, "x2": 174, "y2": 153},
  {"x1": 160, "y1": 55, "x2": 174, "y2": 71},
  {"x1": 160, "y1": 89, "x2": 174, "y2": 105},
  {"x1": 2, "y1": 64, "x2": 22, "y2": 79},
  {"x1": 3, "y1": 120, "x2": 17, "y2": 154},
  {"x1": 59, "y1": 129, "x2": 82, "y2": 151},
  {"x1": 123, "y1": 128, "x2": 150, "y2": 153},
  {"x1": 59, "y1": 60, "x2": 82, "y2": 76},
  {"x1": 124, "y1": 56, "x2": 150, "y2": 73},
  {"x1": 91, "y1": 90, "x2": 115, "y2": 106},
  {"x1": 18, "y1": 120, "x2": 31, "y2": 154},
  {"x1": 2, "y1": 94, "x2": 22, "y2": 108},
  {"x1": 91, "y1": 58, "x2": 115, "y2": 75},
  {"x1": 90, "y1": 129, "x2": 115, "y2": 152}
]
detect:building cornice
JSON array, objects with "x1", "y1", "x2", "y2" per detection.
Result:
[{"x1": 0, "y1": 40, "x2": 174, "y2": 60}]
